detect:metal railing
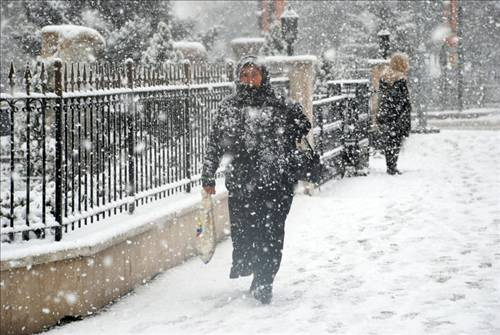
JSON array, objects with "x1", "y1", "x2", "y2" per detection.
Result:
[
  {"x1": 0, "y1": 60, "x2": 234, "y2": 242},
  {"x1": 313, "y1": 79, "x2": 371, "y2": 179},
  {"x1": 0, "y1": 59, "x2": 370, "y2": 242}
]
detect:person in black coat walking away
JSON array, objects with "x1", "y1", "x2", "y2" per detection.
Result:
[
  {"x1": 201, "y1": 55, "x2": 311, "y2": 304},
  {"x1": 377, "y1": 52, "x2": 412, "y2": 175}
]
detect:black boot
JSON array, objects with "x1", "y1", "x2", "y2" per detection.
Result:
[
  {"x1": 387, "y1": 167, "x2": 402, "y2": 175},
  {"x1": 249, "y1": 275, "x2": 258, "y2": 294},
  {"x1": 252, "y1": 284, "x2": 273, "y2": 304},
  {"x1": 229, "y1": 263, "x2": 253, "y2": 279}
]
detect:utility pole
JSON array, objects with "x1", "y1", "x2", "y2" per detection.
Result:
[{"x1": 456, "y1": 1, "x2": 464, "y2": 112}]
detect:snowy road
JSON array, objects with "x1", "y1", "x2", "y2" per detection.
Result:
[{"x1": 45, "y1": 130, "x2": 500, "y2": 335}]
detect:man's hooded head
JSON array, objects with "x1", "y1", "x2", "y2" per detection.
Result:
[{"x1": 235, "y1": 55, "x2": 272, "y2": 99}]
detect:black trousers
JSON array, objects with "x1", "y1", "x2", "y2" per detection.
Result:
[
  {"x1": 228, "y1": 186, "x2": 294, "y2": 286},
  {"x1": 383, "y1": 134, "x2": 403, "y2": 171}
]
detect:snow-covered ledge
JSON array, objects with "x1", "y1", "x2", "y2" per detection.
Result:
[
  {"x1": 41, "y1": 24, "x2": 105, "y2": 63},
  {"x1": 230, "y1": 37, "x2": 265, "y2": 59},
  {"x1": 0, "y1": 190, "x2": 230, "y2": 335}
]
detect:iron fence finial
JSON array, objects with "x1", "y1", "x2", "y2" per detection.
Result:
[
  {"x1": 160, "y1": 63, "x2": 165, "y2": 85},
  {"x1": 77, "y1": 63, "x2": 81, "y2": 91},
  {"x1": 82, "y1": 64, "x2": 87, "y2": 89},
  {"x1": 8, "y1": 62, "x2": 15, "y2": 94},
  {"x1": 70, "y1": 63, "x2": 75, "y2": 92},
  {"x1": 40, "y1": 62, "x2": 47, "y2": 94},
  {"x1": 24, "y1": 63, "x2": 32, "y2": 95},
  {"x1": 125, "y1": 59, "x2": 134, "y2": 89},
  {"x1": 100, "y1": 63, "x2": 105, "y2": 90},
  {"x1": 117, "y1": 63, "x2": 122, "y2": 87},
  {"x1": 89, "y1": 65, "x2": 93, "y2": 90},
  {"x1": 183, "y1": 61, "x2": 192, "y2": 85},
  {"x1": 64, "y1": 63, "x2": 68, "y2": 92},
  {"x1": 105, "y1": 62, "x2": 110, "y2": 89}
]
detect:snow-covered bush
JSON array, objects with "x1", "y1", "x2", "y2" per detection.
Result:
[
  {"x1": 0, "y1": 101, "x2": 57, "y2": 240},
  {"x1": 142, "y1": 21, "x2": 183, "y2": 65}
]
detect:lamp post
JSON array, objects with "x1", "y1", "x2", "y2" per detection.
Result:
[
  {"x1": 456, "y1": 2, "x2": 464, "y2": 113},
  {"x1": 377, "y1": 29, "x2": 391, "y2": 59},
  {"x1": 281, "y1": 5, "x2": 299, "y2": 56}
]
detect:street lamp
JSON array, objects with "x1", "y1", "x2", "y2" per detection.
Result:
[
  {"x1": 377, "y1": 29, "x2": 391, "y2": 59},
  {"x1": 281, "y1": 5, "x2": 299, "y2": 56}
]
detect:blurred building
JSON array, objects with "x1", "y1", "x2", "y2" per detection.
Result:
[{"x1": 258, "y1": 0, "x2": 287, "y2": 33}]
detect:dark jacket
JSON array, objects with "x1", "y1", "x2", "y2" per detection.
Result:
[
  {"x1": 377, "y1": 78, "x2": 411, "y2": 138},
  {"x1": 201, "y1": 56, "x2": 311, "y2": 195}
]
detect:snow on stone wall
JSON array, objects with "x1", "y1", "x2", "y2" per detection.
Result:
[
  {"x1": 41, "y1": 25, "x2": 105, "y2": 45},
  {"x1": 41, "y1": 24, "x2": 105, "y2": 63}
]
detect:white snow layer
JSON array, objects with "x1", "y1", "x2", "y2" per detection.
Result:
[
  {"x1": 44, "y1": 130, "x2": 500, "y2": 335},
  {"x1": 264, "y1": 55, "x2": 318, "y2": 64},
  {"x1": 230, "y1": 37, "x2": 266, "y2": 44},
  {"x1": 41, "y1": 24, "x2": 105, "y2": 45},
  {"x1": 1, "y1": 189, "x2": 218, "y2": 263},
  {"x1": 173, "y1": 41, "x2": 207, "y2": 52}
]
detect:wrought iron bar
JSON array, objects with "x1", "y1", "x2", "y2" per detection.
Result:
[
  {"x1": 126, "y1": 59, "x2": 136, "y2": 214},
  {"x1": 184, "y1": 62, "x2": 192, "y2": 193},
  {"x1": 40, "y1": 62, "x2": 47, "y2": 237},
  {"x1": 70, "y1": 95, "x2": 76, "y2": 230},
  {"x1": 107, "y1": 93, "x2": 112, "y2": 216},
  {"x1": 54, "y1": 60, "x2": 63, "y2": 241},
  {"x1": 23, "y1": 64, "x2": 32, "y2": 240}
]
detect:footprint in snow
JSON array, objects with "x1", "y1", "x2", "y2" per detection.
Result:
[
  {"x1": 478, "y1": 262, "x2": 492, "y2": 268},
  {"x1": 311, "y1": 302, "x2": 325, "y2": 310},
  {"x1": 465, "y1": 281, "x2": 483, "y2": 289},
  {"x1": 401, "y1": 312, "x2": 419, "y2": 320},
  {"x1": 281, "y1": 289, "x2": 304, "y2": 302},
  {"x1": 389, "y1": 243, "x2": 399, "y2": 252},
  {"x1": 211, "y1": 290, "x2": 249, "y2": 308},
  {"x1": 369, "y1": 250, "x2": 384, "y2": 260},
  {"x1": 357, "y1": 239, "x2": 372, "y2": 251},
  {"x1": 372, "y1": 311, "x2": 395, "y2": 320},
  {"x1": 450, "y1": 293, "x2": 466, "y2": 301},
  {"x1": 430, "y1": 274, "x2": 452, "y2": 283},
  {"x1": 291, "y1": 279, "x2": 306, "y2": 286},
  {"x1": 424, "y1": 319, "x2": 455, "y2": 330},
  {"x1": 338, "y1": 264, "x2": 354, "y2": 273},
  {"x1": 434, "y1": 255, "x2": 455, "y2": 263},
  {"x1": 326, "y1": 322, "x2": 344, "y2": 333}
]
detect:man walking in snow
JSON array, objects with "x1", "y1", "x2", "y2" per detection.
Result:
[{"x1": 202, "y1": 55, "x2": 311, "y2": 304}]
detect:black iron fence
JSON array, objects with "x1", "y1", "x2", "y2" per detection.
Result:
[
  {"x1": 313, "y1": 79, "x2": 371, "y2": 179},
  {"x1": 418, "y1": 70, "x2": 500, "y2": 112},
  {"x1": 0, "y1": 59, "x2": 370, "y2": 243},
  {"x1": 0, "y1": 60, "x2": 234, "y2": 242}
]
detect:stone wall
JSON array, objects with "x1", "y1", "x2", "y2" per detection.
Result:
[{"x1": 0, "y1": 193, "x2": 230, "y2": 335}]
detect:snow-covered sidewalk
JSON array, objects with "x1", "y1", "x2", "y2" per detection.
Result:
[{"x1": 45, "y1": 130, "x2": 500, "y2": 335}]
